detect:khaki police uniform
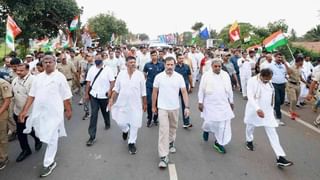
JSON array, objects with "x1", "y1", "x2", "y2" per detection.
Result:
[
  {"x1": 286, "y1": 64, "x2": 301, "y2": 112},
  {"x1": 0, "y1": 79, "x2": 13, "y2": 162},
  {"x1": 57, "y1": 62, "x2": 77, "y2": 90}
]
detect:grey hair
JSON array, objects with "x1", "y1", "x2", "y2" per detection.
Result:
[{"x1": 211, "y1": 58, "x2": 222, "y2": 65}]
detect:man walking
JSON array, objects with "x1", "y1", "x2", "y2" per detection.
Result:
[
  {"x1": 238, "y1": 51, "x2": 255, "y2": 99},
  {"x1": 12, "y1": 63, "x2": 42, "y2": 162},
  {"x1": 244, "y1": 68, "x2": 293, "y2": 167},
  {"x1": 175, "y1": 53, "x2": 193, "y2": 128},
  {"x1": 19, "y1": 55, "x2": 72, "y2": 177},
  {"x1": 143, "y1": 50, "x2": 164, "y2": 127},
  {"x1": 152, "y1": 57, "x2": 190, "y2": 168},
  {"x1": 198, "y1": 59, "x2": 234, "y2": 154},
  {"x1": 85, "y1": 55, "x2": 115, "y2": 146},
  {"x1": 108, "y1": 56, "x2": 147, "y2": 154}
]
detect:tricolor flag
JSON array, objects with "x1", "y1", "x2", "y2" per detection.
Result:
[
  {"x1": 69, "y1": 16, "x2": 79, "y2": 31},
  {"x1": 263, "y1": 30, "x2": 288, "y2": 52},
  {"x1": 6, "y1": 15, "x2": 22, "y2": 51},
  {"x1": 229, "y1": 21, "x2": 240, "y2": 42},
  {"x1": 191, "y1": 31, "x2": 198, "y2": 45}
]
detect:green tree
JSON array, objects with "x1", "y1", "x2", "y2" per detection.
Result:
[
  {"x1": 182, "y1": 31, "x2": 192, "y2": 45},
  {"x1": 0, "y1": 0, "x2": 80, "y2": 46},
  {"x1": 289, "y1": 29, "x2": 298, "y2": 41},
  {"x1": 191, "y1": 22, "x2": 203, "y2": 31},
  {"x1": 267, "y1": 19, "x2": 288, "y2": 33},
  {"x1": 88, "y1": 13, "x2": 128, "y2": 46},
  {"x1": 209, "y1": 29, "x2": 218, "y2": 39},
  {"x1": 137, "y1": 33, "x2": 149, "y2": 41},
  {"x1": 303, "y1": 25, "x2": 320, "y2": 41}
]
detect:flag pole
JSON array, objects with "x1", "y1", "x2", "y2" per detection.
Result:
[
  {"x1": 4, "y1": 36, "x2": 7, "y2": 56},
  {"x1": 286, "y1": 43, "x2": 295, "y2": 61}
]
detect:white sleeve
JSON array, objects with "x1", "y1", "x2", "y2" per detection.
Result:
[
  {"x1": 59, "y1": 75, "x2": 72, "y2": 100},
  {"x1": 179, "y1": 75, "x2": 186, "y2": 89},
  {"x1": 237, "y1": 58, "x2": 243, "y2": 67},
  {"x1": 198, "y1": 74, "x2": 205, "y2": 103},
  {"x1": 28, "y1": 76, "x2": 37, "y2": 97},
  {"x1": 247, "y1": 78, "x2": 260, "y2": 111},
  {"x1": 140, "y1": 73, "x2": 146, "y2": 96},
  {"x1": 113, "y1": 73, "x2": 121, "y2": 93},
  {"x1": 153, "y1": 74, "x2": 160, "y2": 88},
  {"x1": 86, "y1": 68, "x2": 94, "y2": 82}
]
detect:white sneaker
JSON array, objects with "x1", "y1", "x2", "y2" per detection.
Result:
[
  {"x1": 169, "y1": 142, "x2": 176, "y2": 153},
  {"x1": 276, "y1": 119, "x2": 286, "y2": 126},
  {"x1": 158, "y1": 156, "x2": 169, "y2": 168}
]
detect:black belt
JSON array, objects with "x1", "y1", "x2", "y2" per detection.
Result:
[
  {"x1": 67, "y1": 78, "x2": 73, "y2": 81},
  {"x1": 289, "y1": 81, "x2": 299, "y2": 85}
]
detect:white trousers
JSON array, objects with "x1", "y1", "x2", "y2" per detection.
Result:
[
  {"x1": 192, "y1": 69, "x2": 199, "y2": 87},
  {"x1": 246, "y1": 124, "x2": 286, "y2": 157},
  {"x1": 117, "y1": 121, "x2": 139, "y2": 144},
  {"x1": 240, "y1": 76, "x2": 250, "y2": 97},
  {"x1": 202, "y1": 120, "x2": 231, "y2": 146},
  {"x1": 43, "y1": 130, "x2": 59, "y2": 167}
]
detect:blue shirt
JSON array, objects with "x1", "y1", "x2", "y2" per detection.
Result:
[
  {"x1": 175, "y1": 63, "x2": 191, "y2": 88},
  {"x1": 143, "y1": 61, "x2": 165, "y2": 88},
  {"x1": 270, "y1": 62, "x2": 287, "y2": 84},
  {"x1": 230, "y1": 55, "x2": 240, "y2": 73}
]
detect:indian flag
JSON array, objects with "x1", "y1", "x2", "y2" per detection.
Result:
[
  {"x1": 6, "y1": 15, "x2": 22, "y2": 51},
  {"x1": 263, "y1": 30, "x2": 288, "y2": 52},
  {"x1": 70, "y1": 16, "x2": 79, "y2": 31},
  {"x1": 191, "y1": 31, "x2": 198, "y2": 45}
]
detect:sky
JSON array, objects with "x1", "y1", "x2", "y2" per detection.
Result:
[{"x1": 76, "y1": 0, "x2": 320, "y2": 39}]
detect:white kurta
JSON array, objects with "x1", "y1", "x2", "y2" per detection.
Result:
[
  {"x1": 111, "y1": 70, "x2": 146, "y2": 128},
  {"x1": 244, "y1": 76, "x2": 278, "y2": 127},
  {"x1": 198, "y1": 70, "x2": 234, "y2": 144},
  {"x1": 24, "y1": 71, "x2": 72, "y2": 143}
]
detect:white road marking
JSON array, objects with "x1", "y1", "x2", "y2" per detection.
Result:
[
  {"x1": 168, "y1": 163, "x2": 178, "y2": 180},
  {"x1": 281, "y1": 110, "x2": 320, "y2": 134}
]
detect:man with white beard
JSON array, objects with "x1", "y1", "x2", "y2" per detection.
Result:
[
  {"x1": 244, "y1": 68, "x2": 293, "y2": 167},
  {"x1": 198, "y1": 59, "x2": 234, "y2": 154},
  {"x1": 108, "y1": 56, "x2": 147, "y2": 154}
]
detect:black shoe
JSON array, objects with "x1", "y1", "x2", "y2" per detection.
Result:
[
  {"x1": 82, "y1": 113, "x2": 89, "y2": 120},
  {"x1": 277, "y1": 156, "x2": 293, "y2": 167},
  {"x1": 86, "y1": 138, "x2": 96, "y2": 146},
  {"x1": 105, "y1": 125, "x2": 110, "y2": 130},
  {"x1": 296, "y1": 104, "x2": 301, "y2": 108},
  {"x1": 128, "y1": 143, "x2": 137, "y2": 154},
  {"x1": 39, "y1": 161, "x2": 57, "y2": 177},
  {"x1": 146, "y1": 119, "x2": 152, "y2": 128},
  {"x1": 0, "y1": 157, "x2": 9, "y2": 170},
  {"x1": 246, "y1": 141, "x2": 254, "y2": 151},
  {"x1": 8, "y1": 132, "x2": 17, "y2": 142},
  {"x1": 35, "y1": 141, "x2": 42, "y2": 151},
  {"x1": 16, "y1": 150, "x2": 32, "y2": 162},
  {"x1": 122, "y1": 132, "x2": 128, "y2": 141},
  {"x1": 183, "y1": 123, "x2": 193, "y2": 129},
  {"x1": 153, "y1": 120, "x2": 159, "y2": 126},
  {"x1": 203, "y1": 131, "x2": 209, "y2": 142},
  {"x1": 213, "y1": 141, "x2": 226, "y2": 154}
]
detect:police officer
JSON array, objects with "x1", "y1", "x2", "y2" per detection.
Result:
[
  {"x1": 175, "y1": 53, "x2": 193, "y2": 129},
  {"x1": 0, "y1": 78, "x2": 13, "y2": 170},
  {"x1": 12, "y1": 63, "x2": 42, "y2": 162},
  {"x1": 56, "y1": 53, "x2": 77, "y2": 90},
  {"x1": 143, "y1": 50, "x2": 165, "y2": 127}
]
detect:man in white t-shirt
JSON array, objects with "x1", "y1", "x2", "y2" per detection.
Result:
[
  {"x1": 85, "y1": 55, "x2": 115, "y2": 146},
  {"x1": 152, "y1": 57, "x2": 190, "y2": 169}
]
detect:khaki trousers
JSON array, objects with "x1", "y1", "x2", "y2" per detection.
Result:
[
  {"x1": 158, "y1": 109, "x2": 179, "y2": 157},
  {"x1": 286, "y1": 83, "x2": 300, "y2": 112},
  {"x1": 7, "y1": 100, "x2": 16, "y2": 133},
  {"x1": 0, "y1": 114, "x2": 8, "y2": 162}
]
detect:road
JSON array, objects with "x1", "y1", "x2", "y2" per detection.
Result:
[{"x1": 1, "y1": 84, "x2": 320, "y2": 180}]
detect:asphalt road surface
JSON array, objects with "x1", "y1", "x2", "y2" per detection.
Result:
[{"x1": 1, "y1": 85, "x2": 320, "y2": 180}]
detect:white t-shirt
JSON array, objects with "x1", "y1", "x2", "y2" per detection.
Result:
[
  {"x1": 153, "y1": 71, "x2": 186, "y2": 110},
  {"x1": 260, "y1": 60, "x2": 273, "y2": 70},
  {"x1": 86, "y1": 66, "x2": 115, "y2": 99}
]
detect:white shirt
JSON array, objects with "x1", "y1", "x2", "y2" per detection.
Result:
[
  {"x1": 260, "y1": 60, "x2": 273, "y2": 70},
  {"x1": 189, "y1": 52, "x2": 201, "y2": 70},
  {"x1": 137, "y1": 53, "x2": 151, "y2": 71},
  {"x1": 104, "y1": 58, "x2": 119, "y2": 77},
  {"x1": 237, "y1": 57, "x2": 255, "y2": 77},
  {"x1": 86, "y1": 66, "x2": 115, "y2": 99},
  {"x1": 153, "y1": 71, "x2": 186, "y2": 110}
]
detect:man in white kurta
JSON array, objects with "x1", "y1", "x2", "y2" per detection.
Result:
[
  {"x1": 20, "y1": 55, "x2": 72, "y2": 177},
  {"x1": 238, "y1": 51, "x2": 255, "y2": 99},
  {"x1": 198, "y1": 60, "x2": 234, "y2": 154},
  {"x1": 244, "y1": 68, "x2": 293, "y2": 167},
  {"x1": 109, "y1": 56, "x2": 147, "y2": 154}
]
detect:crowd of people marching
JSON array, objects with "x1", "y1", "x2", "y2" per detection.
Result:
[{"x1": 0, "y1": 44, "x2": 319, "y2": 177}]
